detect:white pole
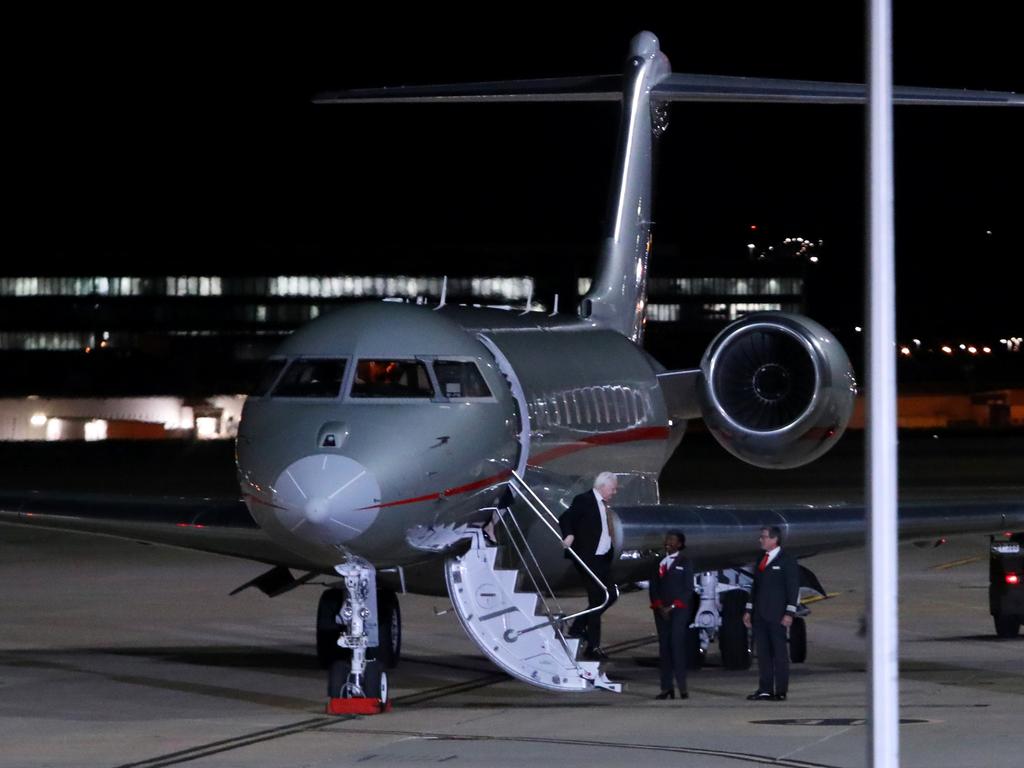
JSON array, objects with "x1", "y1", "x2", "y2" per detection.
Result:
[{"x1": 867, "y1": 1, "x2": 900, "y2": 766}]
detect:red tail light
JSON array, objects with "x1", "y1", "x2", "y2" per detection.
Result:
[{"x1": 1007, "y1": 573, "x2": 1020, "y2": 586}]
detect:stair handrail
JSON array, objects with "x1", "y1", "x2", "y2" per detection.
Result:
[
  {"x1": 494, "y1": 505, "x2": 565, "y2": 622},
  {"x1": 507, "y1": 471, "x2": 612, "y2": 635}
]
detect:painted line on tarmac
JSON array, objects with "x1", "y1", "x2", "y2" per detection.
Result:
[
  {"x1": 801, "y1": 592, "x2": 841, "y2": 605},
  {"x1": 112, "y1": 716, "x2": 353, "y2": 768},
  {"x1": 331, "y1": 727, "x2": 844, "y2": 768},
  {"x1": 931, "y1": 555, "x2": 982, "y2": 570}
]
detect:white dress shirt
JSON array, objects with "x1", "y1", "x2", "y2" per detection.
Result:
[{"x1": 593, "y1": 489, "x2": 612, "y2": 555}]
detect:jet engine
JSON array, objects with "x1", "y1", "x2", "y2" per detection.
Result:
[{"x1": 698, "y1": 313, "x2": 856, "y2": 469}]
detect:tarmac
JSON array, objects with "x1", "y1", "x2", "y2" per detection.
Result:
[{"x1": 1, "y1": 522, "x2": 1021, "y2": 768}]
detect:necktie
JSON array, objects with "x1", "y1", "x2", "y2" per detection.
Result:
[
  {"x1": 758, "y1": 553, "x2": 769, "y2": 572},
  {"x1": 604, "y1": 501, "x2": 615, "y2": 546}
]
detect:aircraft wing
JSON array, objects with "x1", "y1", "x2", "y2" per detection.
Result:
[
  {"x1": 314, "y1": 73, "x2": 1021, "y2": 107},
  {"x1": 0, "y1": 490, "x2": 320, "y2": 572},
  {"x1": 612, "y1": 492, "x2": 1024, "y2": 577}
]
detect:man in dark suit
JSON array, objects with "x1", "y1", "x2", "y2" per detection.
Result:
[
  {"x1": 649, "y1": 530, "x2": 693, "y2": 699},
  {"x1": 559, "y1": 472, "x2": 619, "y2": 660},
  {"x1": 743, "y1": 525, "x2": 800, "y2": 701}
]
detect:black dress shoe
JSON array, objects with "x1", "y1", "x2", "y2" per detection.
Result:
[
  {"x1": 774, "y1": 693, "x2": 787, "y2": 701},
  {"x1": 747, "y1": 690, "x2": 774, "y2": 700},
  {"x1": 655, "y1": 689, "x2": 675, "y2": 700},
  {"x1": 678, "y1": 691, "x2": 689, "y2": 700}
]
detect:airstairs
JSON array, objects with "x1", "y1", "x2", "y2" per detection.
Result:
[{"x1": 444, "y1": 473, "x2": 621, "y2": 692}]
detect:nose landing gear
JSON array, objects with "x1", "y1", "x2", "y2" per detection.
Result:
[{"x1": 324, "y1": 562, "x2": 395, "y2": 715}]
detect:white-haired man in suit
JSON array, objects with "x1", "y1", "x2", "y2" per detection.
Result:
[{"x1": 559, "y1": 472, "x2": 619, "y2": 660}]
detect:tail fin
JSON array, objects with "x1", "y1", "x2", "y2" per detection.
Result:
[{"x1": 579, "y1": 32, "x2": 670, "y2": 342}]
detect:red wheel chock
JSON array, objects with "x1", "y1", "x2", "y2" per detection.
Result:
[{"x1": 326, "y1": 697, "x2": 392, "y2": 715}]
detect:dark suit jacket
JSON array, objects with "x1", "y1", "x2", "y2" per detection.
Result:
[
  {"x1": 749, "y1": 549, "x2": 800, "y2": 622},
  {"x1": 559, "y1": 490, "x2": 608, "y2": 562},
  {"x1": 649, "y1": 553, "x2": 693, "y2": 611}
]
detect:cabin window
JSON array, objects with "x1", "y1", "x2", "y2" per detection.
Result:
[
  {"x1": 351, "y1": 360, "x2": 434, "y2": 398},
  {"x1": 433, "y1": 361, "x2": 491, "y2": 398},
  {"x1": 273, "y1": 358, "x2": 347, "y2": 398},
  {"x1": 253, "y1": 358, "x2": 287, "y2": 396}
]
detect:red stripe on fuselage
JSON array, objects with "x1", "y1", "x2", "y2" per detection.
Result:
[
  {"x1": 243, "y1": 492, "x2": 288, "y2": 511},
  {"x1": 357, "y1": 425, "x2": 669, "y2": 511},
  {"x1": 528, "y1": 425, "x2": 670, "y2": 465}
]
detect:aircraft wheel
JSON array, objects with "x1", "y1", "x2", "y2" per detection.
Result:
[
  {"x1": 994, "y1": 613, "x2": 1021, "y2": 638},
  {"x1": 363, "y1": 660, "x2": 389, "y2": 705},
  {"x1": 373, "y1": 590, "x2": 402, "y2": 669},
  {"x1": 789, "y1": 616, "x2": 807, "y2": 663},
  {"x1": 327, "y1": 659, "x2": 349, "y2": 698},
  {"x1": 719, "y1": 591, "x2": 751, "y2": 670},
  {"x1": 317, "y1": 588, "x2": 350, "y2": 668},
  {"x1": 686, "y1": 626, "x2": 704, "y2": 670}
]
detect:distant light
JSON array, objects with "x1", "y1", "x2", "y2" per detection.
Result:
[
  {"x1": 84, "y1": 419, "x2": 108, "y2": 442},
  {"x1": 1007, "y1": 573, "x2": 1020, "y2": 586},
  {"x1": 809, "y1": 256, "x2": 819, "y2": 263},
  {"x1": 912, "y1": 338, "x2": 921, "y2": 346},
  {"x1": 900, "y1": 346, "x2": 911, "y2": 356},
  {"x1": 747, "y1": 243, "x2": 756, "y2": 249},
  {"x1": 84, "y1": 346, "x2": 91, "y2": 353},
  {"x1": 941, "y1": 346, "x2": 953, "y2": 354},
  {"x1": 99, "y1": 340, "x2": 107, "y2": 348},
  {"x1": 985, "y1": 230, "x2": 992, "y2": 236},
  {"x1": 959, "y1": 344, "x2": 966, "y2": 350},
  {"x1": 30, "y1": 412, "x2": 47, "y2": 427},
  {"x1": 999, "y1": 338, "x2": 1008, "y2": 344},
  {"x1": 982, "y1": 346, "x2": 992, "y2": 354},
  {"x1": 854, "y1": 326, "x2": 862, "y2": 333},
  {"x1": 967, "y1": 346, "x2": 977, "y2": 354},
  {"x1": 196, "y1": 417, "x2": 219, "y2": 439},
  {"x1": 102, "y1": 331, "x2": 110, "y2": 340},
  {"x1": 750, "y1": 224, "x2": 758, "y2": 231},
  {"x1": 46, "y1": 419, "x2": 63, "y2": 441}
]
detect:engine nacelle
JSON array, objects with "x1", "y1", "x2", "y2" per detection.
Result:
[{"x1": 699, "y1": 313, "x2": 857, "y2": 469}]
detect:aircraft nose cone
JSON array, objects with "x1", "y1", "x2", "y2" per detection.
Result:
[
  {"x1": 273, "y1": 454, "x2": 381, "y2": 543},
  {"x1": 304, "y1": 497, "x2": 330, "y2": 524}
]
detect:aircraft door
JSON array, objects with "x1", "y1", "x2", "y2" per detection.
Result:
[{"x1": 477, "y1": 334, "x2": 529, "y2": 476}]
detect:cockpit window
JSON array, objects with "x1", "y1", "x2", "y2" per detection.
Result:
[
  {"x1": 252, "y1": 358, "x2": 287, "y2": 396},
  {"x1": 351, "y1": 360, "x2": 434, "y2": 398},
  {"x1": 433, "y1": 361, "x2": 491, "y2": 398},
  {"x1": 273, "y1": 359, "x2": 347, "y2": 398}
]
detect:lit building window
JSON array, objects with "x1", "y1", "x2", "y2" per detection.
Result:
[
  {"x1": 647, "y1": 303, "x2": 680, "y2": 322},
  {"x1": 84, "y1": 419, "x2": 108, "y2": 442}
]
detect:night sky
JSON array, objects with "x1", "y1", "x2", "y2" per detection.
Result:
[{"x1": 10, "y1": 6, "x2": 1023, "y2": 338}]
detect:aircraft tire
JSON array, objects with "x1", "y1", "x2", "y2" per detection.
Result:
[
  {"x1": 374, "y1": 590, "x2": 402, "y2": 669},
  {"x1": 362, "y1": 660, "x2": 388, "y2": 705},
  {"x1": 788, "y1": 616, "x2": 807, "y2": 663},
  {"x1": 685, "y1": 626, "x2": 704, "y2": 670},
  {"x1": 317, "y1": 588, "x2": 350, "y2": 669},
  {"x1": 719, "y1": 590, "x2": 751, "y2": 670},
  {"x1": 327, "y1": 659, "x2": 349, "y2": 698},
  {"x1": 993, "y1": 613, "x2": 1021, "y2": 638}
]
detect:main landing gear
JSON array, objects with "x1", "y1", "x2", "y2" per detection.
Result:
[{"x1": 322, "y1": 563, "x2": 398, "y2": 715}]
